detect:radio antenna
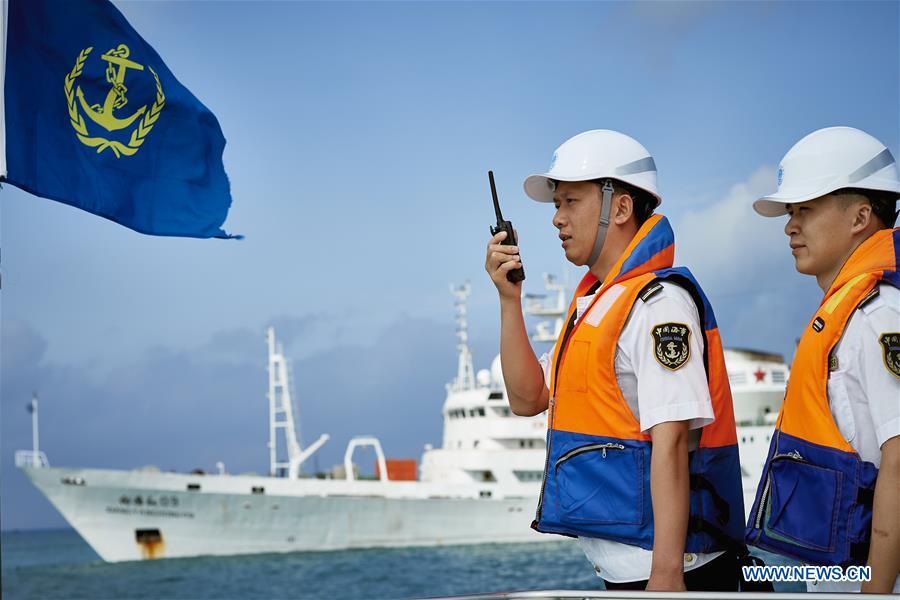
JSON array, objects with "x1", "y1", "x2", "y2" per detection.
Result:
[{"x1": 489, "y1": 170, "x2": 504, "y2": 223}]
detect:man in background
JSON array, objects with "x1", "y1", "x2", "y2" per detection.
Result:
[{"x1": 747, "y1": 126, "x2": 900, "y2": 593}]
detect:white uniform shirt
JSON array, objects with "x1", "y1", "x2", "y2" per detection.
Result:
[
  {"x1": 538, "y1": 281, "x2": 722, "y2": 583},
  {"x1": 809, "y1": 283, "x2": 900, "y2": 593}
]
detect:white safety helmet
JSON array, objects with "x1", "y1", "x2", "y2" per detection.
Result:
[
  {"x1": 524, "y1": 129, "x2": 661, "y2": 205},
  {"x1": 523, "y1": 129, "x2": 661, "y2": 267},
  {"x1": 754, "y1": 126, "x2": 900, "y2": 217}
]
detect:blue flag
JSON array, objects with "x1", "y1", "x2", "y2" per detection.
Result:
[{"x1": 2, "y1": 0, "x2": 238, "y2": 238}]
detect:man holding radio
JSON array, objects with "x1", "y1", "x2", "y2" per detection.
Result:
[{"x1": 485, "y1": 130, "x2": 745, "y2": 591}]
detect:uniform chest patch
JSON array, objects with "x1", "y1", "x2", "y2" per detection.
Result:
[
  {"x1": 879, "y1": 333, "x2": 900, "y2": 379},
  {"x1": 652, "y1": 322, "x2": 691, "y2": 371}
]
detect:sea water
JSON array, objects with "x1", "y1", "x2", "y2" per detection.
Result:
[{"x1": 1, "y1": 529, "x2": 803, "y2": 599}]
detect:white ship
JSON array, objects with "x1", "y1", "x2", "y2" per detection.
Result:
[{"x1": 17, "y1": 277, "x2": 786, "y2": 562}]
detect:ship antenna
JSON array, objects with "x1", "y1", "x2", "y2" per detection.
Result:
[
  {"x1": 450, "y1": 282, "x2": 475, "y2": 391},
  {"x1": 15, "y1": 392, "x2": 48, "y2": 469},
  {"x1": 31, "y1": 392, "x2": 40, "y2": 467}
]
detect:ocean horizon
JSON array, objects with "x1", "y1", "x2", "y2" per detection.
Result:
[{"x1": 2, "y1": 528, "x2": 804, "y2": 599}]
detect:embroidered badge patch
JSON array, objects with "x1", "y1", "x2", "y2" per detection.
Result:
[
  {"x1": 652, "y1": 322, "x2": 691, "y2": 371},
  {"x1": 879, "y1": 333, "x2": 900, "y2": 379}
]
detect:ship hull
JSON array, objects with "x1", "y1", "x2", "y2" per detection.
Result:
[{"x1": 23, "y1": 466, "x2": 544, "y2": 562}]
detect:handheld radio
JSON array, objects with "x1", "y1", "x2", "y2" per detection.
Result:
[{"x1": 488, "y1": 170, "x2": 525, "y2": 283}]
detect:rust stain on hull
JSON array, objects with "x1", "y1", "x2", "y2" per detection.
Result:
[{"x1": 135, "y1": 529, "x2": 165, "y2": 559}]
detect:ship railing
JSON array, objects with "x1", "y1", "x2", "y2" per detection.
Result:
[{"x1": 15, "y1": 450, "x2": 49, "y2": 468}]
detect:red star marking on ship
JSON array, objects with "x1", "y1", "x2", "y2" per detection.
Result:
[{"x1": 754, "y1": 368, "x2": 766, "y2": 382}]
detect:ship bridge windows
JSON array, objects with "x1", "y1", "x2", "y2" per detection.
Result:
[
  {"x1": 61, "y1": 476, "x2": 85, "y2": 486},
  {"x1": 499, "y1": 438, "x2": 542, "y2": 450},
  {"x1": 488, "y1": 391, "x2": 504, "y2": 400},
  {"x1": 448, "y1": 407, "x2": 486, "y2": 419},
  {"x1": 187, "y1": 483, "x2": 201, "y2": 492},
  {"x1": 251, "y1": 486, "x2": 265, "y2": 495},
  {"x1": 513, "y1": 470, "x2": 543, "y2": 482},
  {"x1": 467, "y1": 470, "x2": 496, "y2": 483},
  {"x1": 728, "y1": 372, "x2": 747, "y2": 385}
]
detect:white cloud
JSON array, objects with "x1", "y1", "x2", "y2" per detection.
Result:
[
  {"x1": 675, "y1": 165, "x2": 787, "y2": 288},
  {"x1": 671, "y1": 166, "x2": 821, "y2": 360}
]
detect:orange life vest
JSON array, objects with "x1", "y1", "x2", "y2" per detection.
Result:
[
  {"x1": 533, "y1": 215, "x2": 745, "y2": 552},
  {"x1": 746, "y1": 227, "x2": 900, "y2": 566}
]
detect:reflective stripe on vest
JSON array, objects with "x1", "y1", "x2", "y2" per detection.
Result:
[
  {"x1": 746, "y1": 227, "x2": 900, "y2": 567},
  {"x1": 533, "y1": 215, "x2": 745, "y2": 553}
]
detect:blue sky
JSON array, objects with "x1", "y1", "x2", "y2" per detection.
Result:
[{"x1": 2, "y1": 1, "x2": 898, "y2": 530}]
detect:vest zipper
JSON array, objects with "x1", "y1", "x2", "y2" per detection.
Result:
[
  {"x1": 753, "y1": 450, "x2": 805, "y2": 533},
  {"x1": 555, "y1": 443, "x2": 626, "y2": 468},
  {"x1": 534, "y1": 282, "x2": 602, "y2": 527},
  {"x1": 532, "y1": 398, "x2": 555, "y2": 527}
]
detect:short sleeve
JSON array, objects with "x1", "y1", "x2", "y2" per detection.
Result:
[
  {"x1": 618, "y1": 282, "x2": 715, "y2": 433},
  {"x1": 858, "y1": 286, "x2": 900, "y2": 449},
  {"x1": 538, "y1": 346, "x2": 554, "y2": 389}
]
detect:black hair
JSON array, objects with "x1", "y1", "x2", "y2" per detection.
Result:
[
  {"x1": 591, "y1": 179, "x2": 656, "y2": 227},
  {"x1": 832, "y1": 187, "x2": 899, "y2": 229}
]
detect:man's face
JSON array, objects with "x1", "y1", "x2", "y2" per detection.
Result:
[
  {"x1": 552, "y1": 181, "x2": 601, "y2": 266},
  {"x1": 783, "y1": 194, "x2": 857, "y2": 278}
]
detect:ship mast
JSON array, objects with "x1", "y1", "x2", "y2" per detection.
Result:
[
  {"x1": 449, "y1": 282, "x2": 475, "y2": 391},
  {"x1": 266, "y1": 327, "x2": 329, "y2": 478},
  {"x1": 267, "y1": 327, "x2": 302, "y2": 477}
]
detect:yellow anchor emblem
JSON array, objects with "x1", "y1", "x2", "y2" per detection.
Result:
[
  {"x1": 77, "y1": 45, "x2": 146, "y2": 132},
  {"x1": 64, "y1": 44, "x2": 166, "y2": 158},
  {"x1": 664, "y1": 342, "x2": 680, "y2": 360}
]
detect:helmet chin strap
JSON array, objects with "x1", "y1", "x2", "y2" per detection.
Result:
[{"x1": 585, "y1": 179, "x2": 614, "y2": 268}]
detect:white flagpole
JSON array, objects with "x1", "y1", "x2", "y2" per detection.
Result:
[{"x1": 0, "y1": 0, "x2": 7, "y2": 177}]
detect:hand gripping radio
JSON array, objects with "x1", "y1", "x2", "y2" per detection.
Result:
[{"x1": 488, "y1": 170, "x2": 525, "y2": 283}]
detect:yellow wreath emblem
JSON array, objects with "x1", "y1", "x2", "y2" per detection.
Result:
[{"x1": 64, "y1": 47, "x2": 166, "y2": 158}]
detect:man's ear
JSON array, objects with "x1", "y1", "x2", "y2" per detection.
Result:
[
  {"x1": 850, "y1": 200, "x2": 874, "y2": 234},
  {"x1": 613, "y1": 193, "x2": 633, "y2": 225}
]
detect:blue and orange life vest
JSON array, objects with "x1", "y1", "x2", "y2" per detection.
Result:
[
  {"x1": 746, "y1": 227, "x2": 900, "y2": 567},
  {"x1": 533, "y1": 215, "x2": 745, "y2": 553}
]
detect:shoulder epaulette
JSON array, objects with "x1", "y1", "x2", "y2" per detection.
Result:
[
  {"x1": 639, "y1": 281, "x2": 664, "y2": 303},
  {"x1": 856, "y1": 286, "x2": 880, "y2": 311}
]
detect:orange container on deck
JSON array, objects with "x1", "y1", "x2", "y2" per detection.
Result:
[{"x1": 375, "y1": 459, "x2": 417, "y2": 481}]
